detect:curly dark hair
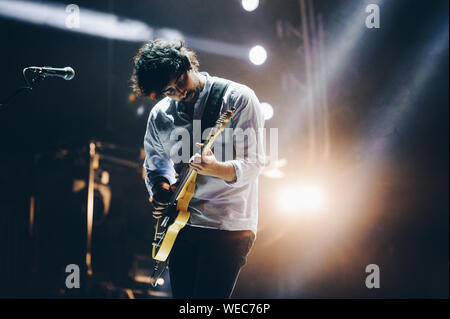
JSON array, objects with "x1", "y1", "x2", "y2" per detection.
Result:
[{"x1": 130, "y1": 39, "x2": 199, "y2": 98}]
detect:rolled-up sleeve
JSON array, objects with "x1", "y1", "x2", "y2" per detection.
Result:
[
  {"x1": 225, "y1": 87, "x2": 266, "y2": 188},
  {"x1": 143, "y1": 115, "x2": 177, "y2": 197}
]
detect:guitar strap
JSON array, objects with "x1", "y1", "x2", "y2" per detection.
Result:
[
  {"x1": 153, "y1": 79, "x2": 230, "y2": 189},
  {"x1": 200, "y1": 79, "x2": 230, "y2": 139}
]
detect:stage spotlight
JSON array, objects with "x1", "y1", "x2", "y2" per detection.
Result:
[
  {"x1": 154, "y1": 28, "x2": 185, "y2": 42},
  {"x1": 298, "y1": 185, "x2": 325, "y2": 212},
  {"x1": 260, "y1": 102, "x2": 274, "y2": 120},
  {"x1": 249, "y1": 45, "x2": 267, "y2": 65},
  {"x1": 242, "y1": 0, "x2": 259, "y2": 12},
  {"x1": 278, "y1": 184, "x2": 325, "y2": 214},
  {"x1": 136, "y1": 105, "x2": 145, "y2": 116}
]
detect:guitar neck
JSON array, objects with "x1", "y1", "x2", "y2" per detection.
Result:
[
  {"x1": 170, "y1": 133, "x2": 217, "y2": 203},
  {"x1": 169, "y1": 107, "x2": 235, "y2": 204},
  {"x1": 170, "y1": 165, "x2": 193, "y2": 203}
]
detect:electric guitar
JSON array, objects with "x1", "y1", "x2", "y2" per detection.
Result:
[{"x1": 150, "y1": 107, "x2": 236, "y2": 286}]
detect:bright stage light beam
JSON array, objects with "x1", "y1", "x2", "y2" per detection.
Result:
[
  {"x1": 249, "y1": 45, "x2": 267, "y2": 65},
  {"x1": 297, "y1": 185, "x2": 324, "y2": 212},
  {"x1": 0, "y1": 0, "x2": 254, "y2": 61}
]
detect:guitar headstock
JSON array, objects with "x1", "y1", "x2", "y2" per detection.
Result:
[
  {"x1": 202, "y1": 107, "x2": 236, "y2": 152},
  {"x1": 215, "y1": 107, "x2": 236, "y2": 132}
]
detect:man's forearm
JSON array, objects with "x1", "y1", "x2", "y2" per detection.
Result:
[{"x1": 210, "y1": 161, "x2": 237, "y2": 183}]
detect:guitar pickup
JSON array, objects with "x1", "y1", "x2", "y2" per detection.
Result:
[
  {"x1": 155, "y1": 232, "x2": 165, "y2": 240},
  {"x1": 160, "y1": 216, "x2": 170, "y2": 227}
]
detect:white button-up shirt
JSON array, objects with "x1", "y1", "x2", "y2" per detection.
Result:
[{"x1": 143, "y1": 72, "x2": 265, "y2": 235}]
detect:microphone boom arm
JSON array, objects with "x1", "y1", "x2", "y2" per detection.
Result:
[{"x1": 0, "y1": 66, "x2": 74, "y2": 109}]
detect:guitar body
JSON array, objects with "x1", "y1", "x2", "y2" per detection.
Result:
[{"x1": 152, "y1": 171, "x2": 197, "y2": 262}]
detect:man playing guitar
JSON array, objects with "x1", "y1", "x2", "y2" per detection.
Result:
[{"x1": 131, "y1": 39, "x2": 265, "y2": 298}]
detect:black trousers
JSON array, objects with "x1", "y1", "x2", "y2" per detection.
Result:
[{"x1": 168, "y1": 225, "x2": 255, "y2": 299}]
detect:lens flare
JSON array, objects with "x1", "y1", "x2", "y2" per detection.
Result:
[{"x1": 278, "y1": 184, "x2": 325, "y2": 214}]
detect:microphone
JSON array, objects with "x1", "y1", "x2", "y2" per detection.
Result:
[{"x1": 25, "y1": 66, "x2": 75, "y2": 80}]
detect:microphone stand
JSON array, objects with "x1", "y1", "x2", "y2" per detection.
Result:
[{"x1": 0, "y1": 68, "x2": 45, "y2": 109}]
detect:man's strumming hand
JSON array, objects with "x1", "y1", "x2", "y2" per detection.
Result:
[{"x1": 189, "y1": 142, "x2": 237, "y2": 183}]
